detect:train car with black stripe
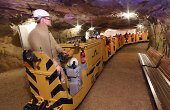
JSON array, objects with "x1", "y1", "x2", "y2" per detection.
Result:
[
  {"x1": 18, "y1": 23, "x2": 103, "y2": 110},
  {"x1": 100, "y1": 35, "x2": 116, "y2": 62},
  {"x1": 18, "y1": 22, "x2": 148, "y2": 110}
]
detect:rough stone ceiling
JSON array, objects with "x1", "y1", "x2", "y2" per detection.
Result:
[{"x1": 0, "y1": 0, "x2": 169, "y2": 30}]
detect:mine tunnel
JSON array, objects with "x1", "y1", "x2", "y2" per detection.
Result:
[{"x1": 0, "y1": 0, "x2": 170, "y2": 110}]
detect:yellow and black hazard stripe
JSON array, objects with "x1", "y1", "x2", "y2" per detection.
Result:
[
  {"x1": 47, "y1": 69, "x2": 73, "y2": 109},
  {"x1": 48, "y1": 98, "x2": 73, "y2": 109},
  {"x1": 47, "y1": 69, "x2": 65, "y2": 98},
  {"x1": 46, "y1": 59, "x2": 54, "y2": 70},
  {"x1": 25, "y1": 67, "x2": 40, "y2": 108},
  {"x1": 26, "y1": 68, "x2": 39, "y2": 95},
  {"x1": 87, "y1": 67, "x2": 95, "y2": 76},
  {"x1": 48, "y1": 70, "x2": 59, "y2": 84},
  {"x1": 31, "y1": 94, "x2": 39, "y2": 105},
  {"x1": 51, "y1": 84, "x2": 65, "y2": 98},
  {"x1": 25, "y1": 53, "x2": 73, "y2": 109}
]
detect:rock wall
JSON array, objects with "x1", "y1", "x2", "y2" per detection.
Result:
[
  {"x1": 0, "y1": 36, "x2": 23, "y2": 73},
  {"x1": 147, "y1": 17, "x2": 170, "y2": 57},
  {"x1": 51, "y1": 28, "x2": 85, "y2": 43}
]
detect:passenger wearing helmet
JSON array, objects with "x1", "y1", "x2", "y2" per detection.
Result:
[{"x1": 28, "y1": 9, "x2": 67, "y2": 84}]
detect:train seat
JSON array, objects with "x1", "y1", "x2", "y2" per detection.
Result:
[{"x1": 18, "y1": 21, "x2": 37, "y2": 50}]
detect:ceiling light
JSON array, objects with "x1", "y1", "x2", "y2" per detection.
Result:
[
  {"x1": 137, "y1": 24, "x2": 143, "y2": 28},
  {"x1": 75, "y1": 24, "x2": 82, "y2": 29},
  {"x1": 121, "y1": 11, "x2": 137, "y2": 19},
  {"x1": 89, "y1": 27, "x2": 94, "y2": 31}
]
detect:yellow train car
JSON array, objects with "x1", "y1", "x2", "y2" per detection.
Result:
[
  {"x1": 22, "y1": 50, "x2": 99, "y2": 110},
  {"x1": 100, "y1": 36, "x2": 115, "y2": 62},
  {"x1": 131, "y1": 33, "x2": 136, "y2": 43},
  {"x1": 22, "y1": 42, "x2": 103, "y2": 110},
  {"x1": 122, "y1": 35, "x2": 126, "y2": 45},
  {"x1": 111, "y1": 37, "x2": 116, "y2": 54},
  {"x1": 113, "y1": 36, "x2": 119, "y2": 51},
  {"x1": 23, "y1": 51, "x2": 74, "y2": 110},
  {"x1": 108, "y1": 37, "x2": 116, "y2": 56},
  {"x1": 127, "y1": 34, "x2": 132, "y2": 44},
  {"x1": 119, "y1": 34, "x2": 124, "y2": 47},
  {"x1": 100, "y1": 36, "x2": 108, "y2": 62},
  {"x1": 135, "y1": 33, "x2": 140, "y2": 42},
  {"x1": 60, "y1": 39, "x2": 103, "y2": 78},
  {"x1": 19, "y1": 23, "x2": 104, "y2": 110},
  {"x1": 136, "y1": 32, "x2": 148, "y2": 42},
  {"x1": 124, "y1": 34, "x2": 129, "y2": 44},
  {"x1": 142, "y1": 32, "x2": 149, "y2": 41},
  {"x1": 19, "y1": 22, "x2": 149, "y2": 110}
]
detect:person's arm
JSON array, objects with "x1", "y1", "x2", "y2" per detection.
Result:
[
  {"x1": 55, "y1": 43, "x2": 63, "y2": 53},
  {"x1": 48, "y1": 33, "x2": 64, "y2": 74}
]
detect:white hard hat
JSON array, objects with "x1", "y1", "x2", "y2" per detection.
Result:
[{"x1": 33, "y1": 9, "x2": 50, "y2": 20}]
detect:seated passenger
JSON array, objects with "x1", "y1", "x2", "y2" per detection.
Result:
[
  {"x1": 124, "y1": 33, "x2": 128, "y2": 43},
  {"x1": 28, "y1": 9, "x2": 67, "y2": 84}
]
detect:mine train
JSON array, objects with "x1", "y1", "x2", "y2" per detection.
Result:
[{"x1": 19, "y1": 24, "x2": 148, "y2": 110}]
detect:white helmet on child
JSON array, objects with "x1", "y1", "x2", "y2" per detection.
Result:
[{"x1": 33, "y1": 9, "x2": 50, "y2": 21}]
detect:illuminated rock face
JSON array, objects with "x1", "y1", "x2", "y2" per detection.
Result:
[
  {"x1": 0, "y1": 0, "x2": 169, "y2": 29},
  {"x1": 0, "y1": 37, "x2": 23, "y2": 73},
  {"x1": 0, "y1": 0, "x2": 169, "y2": 72}
]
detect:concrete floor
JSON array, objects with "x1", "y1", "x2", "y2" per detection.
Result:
[{"x1": 0, "y1": 42, "x2": 154, "y2": 110}]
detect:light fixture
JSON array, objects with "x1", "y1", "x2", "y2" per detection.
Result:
[
  {"x1": 121, "y1": 11, "x2": 137, "y2": 19},
  {"x1": 88, "y1": 18, "x2": 95, "y2": 31},
  {"x1": 75, "y1": 24, "x2": 82, "y2": 29},
  {"x1": 137, "y1": 24, "x2": 143, "y2": 28},
  {"x1": 89, "y1": 27, "x2": 94, "y2": 31},
  {"x1": 75, "y1": 16, "x2": 82, "y2": 30}
]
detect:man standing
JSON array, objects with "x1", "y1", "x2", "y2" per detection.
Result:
[{"x1": 28, "y1": 9, "x2": 66, "y2": 83}]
